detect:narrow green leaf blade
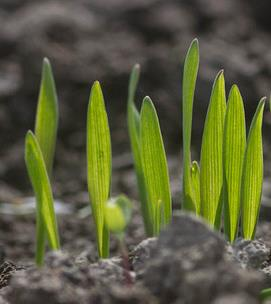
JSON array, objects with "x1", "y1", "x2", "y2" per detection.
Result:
[
  {"x1": 223, "y1": 85, "x2": 246, "y2": 242},
  {"x1": 127, "y1": 65, "x2": 153, "y2": 236},
  {"x1": 140, "y1": 97, "x2": 171, "y2": 235},
  {"x1": 87, "y1": 81, "x2": 111, "y2": 258},
  {"x1": 241, "y1": 98, "x2": 265, "y2": 240},
  {"x1": 182, "y1": 38, "x2": 199, "y2": 211},
  {"x1": 35, "y1": 58, "x2": 58, "y2": 175},
  {"x1": 200, "y1": 71, "x2": 226, "y2": 228},
  {"x1": 25, "y1": 131, "x2": 60, "y2": 265},
  {"x1": 190, "y1": 161, "x2": 200, "y2": 215}
]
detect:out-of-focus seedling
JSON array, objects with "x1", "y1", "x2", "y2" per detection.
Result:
[{"x1": 105, "y1": 195, "x2": 132, "y2": 284}]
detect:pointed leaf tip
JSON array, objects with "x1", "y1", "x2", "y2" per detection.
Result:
[
  {"x1": 143, "y1": 96, "x2": 152, "y2": 105},
  {"x1": 93, "y1": 80, "x2": 101, "y2": 89},
  {"x1": 190, "y1": 38, "x2": 199, "y2": 49},
  {"x1": 133, "y1": 63, "x2": 140, "y2": 72}
]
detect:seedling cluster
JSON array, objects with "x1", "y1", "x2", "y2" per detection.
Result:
[{"x1": 24, "y1": 39, "x2": 267, "y2": 267}]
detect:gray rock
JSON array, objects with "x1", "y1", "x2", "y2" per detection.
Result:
[
  {"x1": 142, "y1": 213, "x2": 264, "y2": 304},
  {"x1": 130, "y1": 237, "x2": 157, "y2": 275},
  {"x1": 230, "y1": 238, "x2": 270, "y2": 269}
]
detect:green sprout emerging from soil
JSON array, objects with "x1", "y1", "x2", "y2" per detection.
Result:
[
  {"x1": 25, "y1": 38, "x2": 267, "y2": 266},
  {"x1": 25, "y1": 58, "x2": 60, "y2": 266},
  {"x1": 105, "y1": 195, "x2": 132, "y2": 284},
  {"x1": 181, "y1": 39, "x2": 265, "y2": 242},
  {"x1": 87, "y1": 81, "x2": 112, "y2": 258},
  {"x1": 127, "y1": 67, "x2": 171, "y2": 237}
]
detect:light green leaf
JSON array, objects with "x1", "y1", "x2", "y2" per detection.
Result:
[
  {"x1": 105, "y1": 195, "x2": 132, "y2": 239},
  {"x1": 190, "y1": 161, "x2": 200, "y2": 215},
  {"x1": 241, "y1": 98, "x2": 265, "y2": 240},
  {"x1": 35, "y1": 58, "x2": 58, "y2": 176},
  {"x1": 223, "y1": 85, "x2": 246, "y2": 242},
  {"x1": 127, "y1": 64, "x2": 153, "y2": 236},
  {"x1": 200, "y1": 71, "x2": 226, "y2": 229},
  {"x1": 87, "y1": 81, "x2": 111, "y2": 258},
  {"x1": 140, "y1": 97, "x2": 171, "y2": 235},
  {"x1": 25, "y1": 131, "x2": 60, "y2": 266},
  {"x1": 182, "y1": 38, "x2": 199, "y2": 212}
]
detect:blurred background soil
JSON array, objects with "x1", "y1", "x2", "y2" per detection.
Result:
[{"x1": 0, "y1": 0, "x2": 270, "y2": 263}]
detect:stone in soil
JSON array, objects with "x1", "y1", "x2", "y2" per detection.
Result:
[{"x1": 140, "y1": 212, "x2": 264, "y2": 304}]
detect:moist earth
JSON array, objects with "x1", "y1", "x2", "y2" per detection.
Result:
[{"x1": 0, "y1": 0, "x2": 271, "y2": 303}]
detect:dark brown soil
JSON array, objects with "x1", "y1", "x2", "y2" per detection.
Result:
[{"x1": 0, "y1": 0, "x2": 270, "y2": 303}]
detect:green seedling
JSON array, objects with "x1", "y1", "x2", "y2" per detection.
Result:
[
  {"x1": 105, "y1": 195, "x2": 132, "y2": 241},
  {"x1": 181, "y1": 39, "x2": 266, "y2": 241},
  {"x1": 25, "y1": 131, "x2": 60, "y2": 266},
  {"x1": 105, "y1": 195, "x2": 132, "y2": 284},
  {"x1": 25, "y1": 58, "x2": 59, "y2": 266},
  {"x1": 127, "y1": 65, "x2": 153, "y2": 236},
  {"x1": 223, "y1": 85, "x2": 246, "y2": 242},
  {"x1": 128, "y1": 68, "x2": 171, "y2": 236},
  {"x1": 87, "y1": 81, "x2": 112, "y2": 258},
  {"x1": 200, "y1": 71, "x2": 226, "y2": 229},
  {"x1": 241, "y1": 98, "x2": 265, "y2": 240},
  {"x1": 182, "y1": 38, "x2": 200, "y2": 213},
  {"x1": 140, "y1": 97, "x2": 172, "y2": 235}
]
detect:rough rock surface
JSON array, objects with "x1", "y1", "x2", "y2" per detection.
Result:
[
  {"x1": 228, "y1": 238, "x2": 271, "y2": 286},
  {"x1": 230, "y1": 239, "x2": 270, "y2": 270},
  {"x1": 141, "y1": 213, "x2": 264, "y2": 303},
  {"x1": 130, "y1": 237, "x2": 157, "y2": 275}
]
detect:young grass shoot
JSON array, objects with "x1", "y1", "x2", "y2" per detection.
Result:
[
  {"x1": 182, "y1": 39, "x2": 200, "y2": 214},
  {"x1": 87, "y1": 81, "x2": 112, "y2": 258},
  {"x1": 25, "y1": 58, "x2": 60, "y2": 266},
  {"x1": 181, "y1": 39, "x2": 266, "y2": 242}
]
